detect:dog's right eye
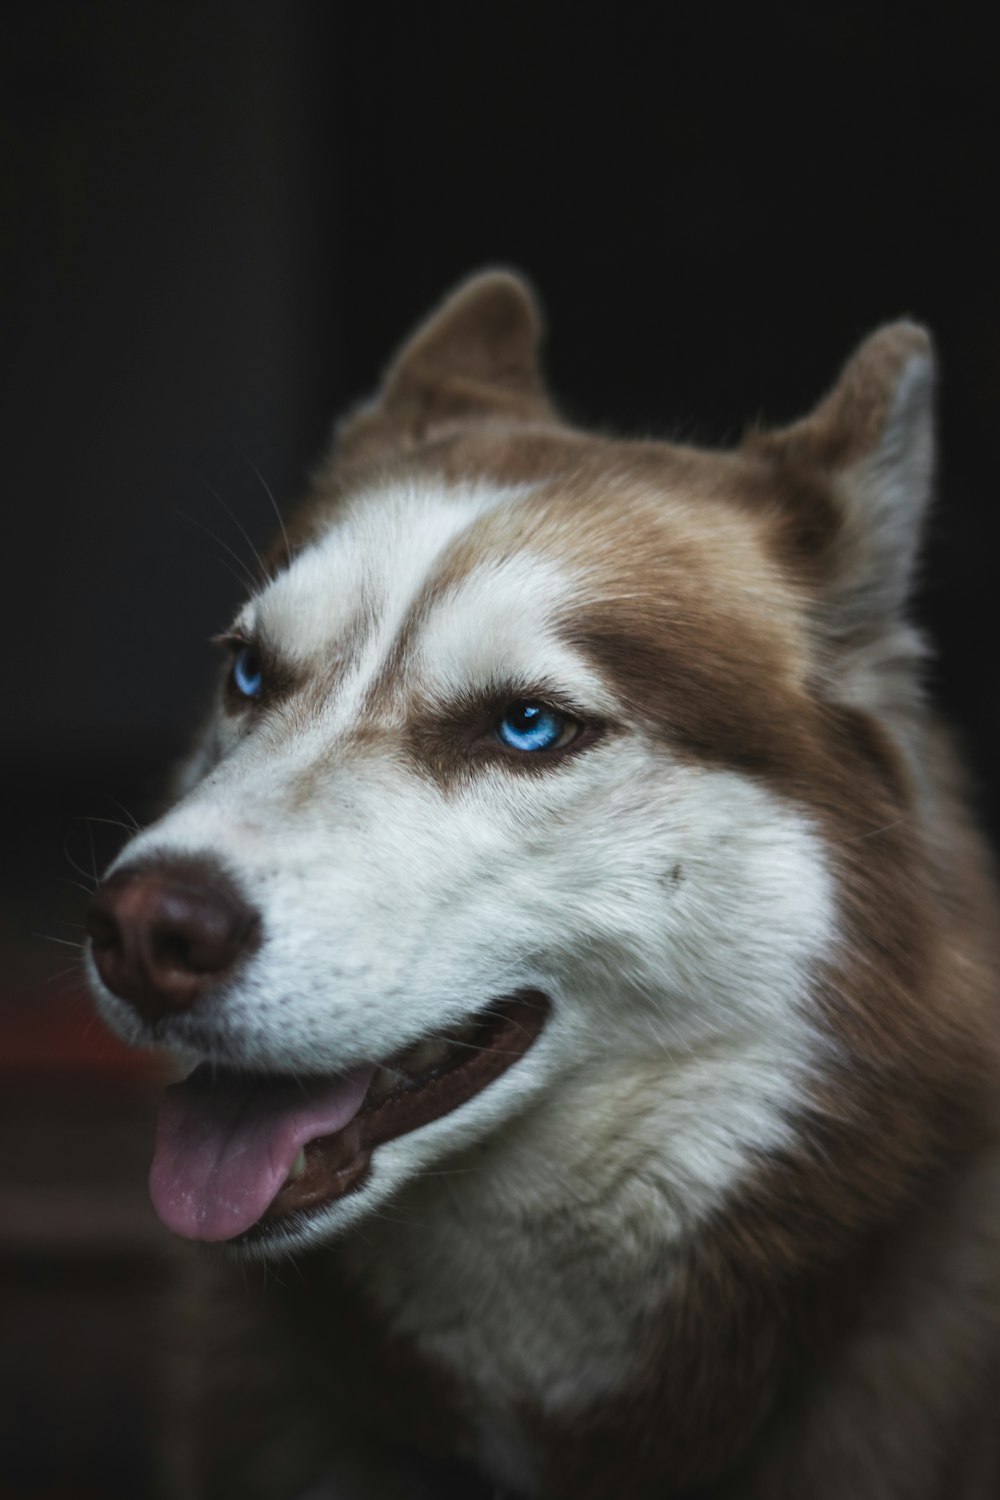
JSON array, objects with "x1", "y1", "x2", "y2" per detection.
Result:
[
  {"x1": 495, "y1": 701, "x2": 578, "y2": 752},
  {"x1": 231, "y1": 644, "x2": 263, "y2": 700}
]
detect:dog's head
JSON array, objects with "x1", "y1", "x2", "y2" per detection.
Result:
[{"x1": 86, "y1": 272, "x2": 942, "y2": 1258}]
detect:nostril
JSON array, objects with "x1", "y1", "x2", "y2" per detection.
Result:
[
  {"x1": 148, "y1": 903, "x2": 254, "y2": 976},
  {"x1": 150, "y1": 927, "x2": 197, "y2": 973}
]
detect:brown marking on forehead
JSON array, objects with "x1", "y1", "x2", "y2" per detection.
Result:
[
  {"x1": 418, "y1": 451, "x2": 818, "y2": 786},
  {"x1": 278, "y1": 424, "x2": 853, "y2": 669},
  {"x1": 284, "y1": 437, "x2": 830, "y2": 803},
  {"x1": 435, "y1": 437, "x2": 809, "y2": 611},
  {"x1": 279, "y1": 440, "x2": 834, "y2": 814},
  {"x1": 256, "y1": 424, "x2": 907, "y2": 821}
]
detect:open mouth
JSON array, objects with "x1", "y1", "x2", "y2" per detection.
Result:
[{"x1": 149, "y1": 992, "x2": 548, "y2": 1244}]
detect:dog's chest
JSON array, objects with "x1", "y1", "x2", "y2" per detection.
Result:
[{"x1": 328, "y1": 1178, "x2": 676, "y2": 1492}]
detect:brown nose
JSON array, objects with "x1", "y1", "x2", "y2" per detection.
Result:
[{"x1": 86, "y1": 860, "x2": 260, "y2": 1022}]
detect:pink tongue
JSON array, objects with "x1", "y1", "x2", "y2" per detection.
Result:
[{"x1": 149, "y1": 1064, "x2": 374, "y2": 1241}]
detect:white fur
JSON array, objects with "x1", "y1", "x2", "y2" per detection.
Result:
[{"x1": 88, "y1": 475, "x2": 837, "y2": 1482}]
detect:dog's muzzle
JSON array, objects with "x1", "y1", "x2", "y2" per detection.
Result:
[{"x1": 86, "y1": 856, "x2": 549, "y2": 1245}]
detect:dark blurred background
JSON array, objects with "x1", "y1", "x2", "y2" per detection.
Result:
[{"x1": 1, "y1": 3, "x2": 997, "y2": 1495}]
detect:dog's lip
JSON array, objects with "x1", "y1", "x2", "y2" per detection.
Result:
[{"x1": 238, "y1": 990, "x2": 549, "y2": 1239}]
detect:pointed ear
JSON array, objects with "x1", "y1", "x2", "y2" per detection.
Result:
[
  {"x1": 750, "y1": 322, "x2": 936, "y2": 630},
  {"x1": 332, "y1": 270, "x2": 557, "y2": 468}
]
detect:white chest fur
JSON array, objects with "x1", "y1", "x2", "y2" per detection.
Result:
[{"x1": 338, "y1": 1035, "x2": 815, "y2": 1491}]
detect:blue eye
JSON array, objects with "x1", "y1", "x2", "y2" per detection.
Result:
[
  {"x1": 232, "y1": 644, "x2": 263, "y2": 699},
  {"x1": 496, "y1": 701, "x2": 574, "y2": 752}
]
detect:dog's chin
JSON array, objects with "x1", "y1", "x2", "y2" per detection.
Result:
[{"x1": 144, "y1": 991, "x2": 551, "y2": 1256}]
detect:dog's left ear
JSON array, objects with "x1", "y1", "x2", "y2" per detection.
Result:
[
  {"x1": 748, "y1": 322, "x2": 935, "y2": 632},
  {"x1": 331, "y1": 270, "x2": 557, "y2": 470}
]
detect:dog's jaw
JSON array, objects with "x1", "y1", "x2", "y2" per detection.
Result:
[{"x1": 142, "y1": 991, "x2": 548, "y2": 1250}]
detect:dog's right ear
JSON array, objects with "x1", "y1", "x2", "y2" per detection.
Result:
[{"x1": 329, "y1": 270, "x2": 557, "y2": 470}]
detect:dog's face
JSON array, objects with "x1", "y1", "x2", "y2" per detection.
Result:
[{"x1": 86, "y1": 273, "x2": 935, "y2": 1258}]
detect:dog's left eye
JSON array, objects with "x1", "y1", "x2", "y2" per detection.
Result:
[
  {"x1": 495, "y1": 701, "x2": 577, "y2": 752},
  {"x1": 231, "y1": 644, "x2": 263, "y2": 700}
]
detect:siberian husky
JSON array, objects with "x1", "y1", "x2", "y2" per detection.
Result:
[{"x1": 86, "y1": 272, "x2": 1000, "y2": 1498}]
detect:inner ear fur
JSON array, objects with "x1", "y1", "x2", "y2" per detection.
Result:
[
  {"x1": 746, "y1": 322, "x2": 937, "y2": 630},
  {"x1": 332, "y1": 270, "x2": 558, "y2": 470}
]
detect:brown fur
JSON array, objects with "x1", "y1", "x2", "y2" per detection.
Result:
[{"x1": 169, "y1": 274, "x2": 999, "y2": 1498}]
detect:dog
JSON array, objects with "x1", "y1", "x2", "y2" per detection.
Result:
[{"x1": 86, "y1": 271, "x2": 1000, "y2": 1498}]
